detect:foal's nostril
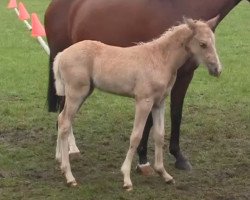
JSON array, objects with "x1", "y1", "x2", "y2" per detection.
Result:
[
  {"x1": 214, "y1": 67, "x2": 222, "y2": 77},
  {"x1": 216, "y1": 69, "x2": 221, "y2": 77},
  {"x1": 208, "y1": 65, "x2": 221, "y2": 77}
]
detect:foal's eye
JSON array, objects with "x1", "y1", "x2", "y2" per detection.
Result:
[{"x1": 199, "y1": 42, "x2": 207, "y2": 49}]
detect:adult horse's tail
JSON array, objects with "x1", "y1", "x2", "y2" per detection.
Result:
[
  {"x1": 45, "y1": 0, "x2": 71, "y2": 112},
  {"x1": 53, "y1": 53, "x2": 65, "y2": 96},
  {"x1": 48, "y1": 54, "x2": 61, "y2": 112}
]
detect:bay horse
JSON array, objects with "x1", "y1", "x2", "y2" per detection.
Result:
[
  {"x1": 54, "y1": 18, "x2": 222, "y2": 189},
  {"x1": 45, "y1": 0, "x2": 249, "y2": 172}
]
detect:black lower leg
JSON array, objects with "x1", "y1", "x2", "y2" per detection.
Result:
[
  {"x1": 170, "y1": 103, "x2": 191, "y2": 170},
  {"x1": 137, "y1": 113, "x2": 153, "y2": 164},
  {"x1": 169, "y1": 69, "x2": 195, "y2": 170}
]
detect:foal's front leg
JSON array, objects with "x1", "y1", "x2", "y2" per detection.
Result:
[
  {"x1": 121, "y1": 99, "x2": 153, "y2": 191},
  {"x1": 152, "y1": 102, "x2": 174, "y2": 183}
]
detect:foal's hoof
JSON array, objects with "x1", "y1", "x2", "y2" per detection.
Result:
[
  {"x1": 55, "y1": 157, "x2": 61, "y2": 163},
  {"x1": 67, "y1": 180, "x2": 78, "y2": 187},
  {"x1": 69, "y1": 151, "x2": 81, "y2": 161},
  {"x1": 166, "y1": 178, "x2": 175, "y2": 185},
  {"x1": 136, "y1": 162, "x2": 154, "y2": 176},
  {"x1": 175, "y1": 159, "x2": 192, "y2": 171},
  {"x1": 123, "y1": 184, "x2": 133, "y2": 191}
]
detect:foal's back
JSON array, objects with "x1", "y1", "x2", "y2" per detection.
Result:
[{"x1": 60, "y1": 40, "x2": 167, "y2": 98}]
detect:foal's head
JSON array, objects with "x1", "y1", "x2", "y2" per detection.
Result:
[{"x1": 185, "y1": 17, "x2": 222, "y2": 77}]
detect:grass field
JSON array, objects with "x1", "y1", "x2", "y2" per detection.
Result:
[{"x1": 0, "y1": 1, "x2": 250, "y2": 199}]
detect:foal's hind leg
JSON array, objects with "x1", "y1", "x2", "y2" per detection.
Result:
[
  {"x1": 58, "y1": 107, "x2": 77, "y2": 186},
  {"x1": 56, "y1": 127, "x2": 80, "y2": 162},
  {"x1": 57, "y1": 85, "x2": 91, "y2": 186},
  {"x1": 121, "y1": 98, "x2": 153, "y2": 191},
  {"x1": 56, "y1": 115, "x2": 81, "y2": 163},
  {"x1": 55, "y1": 118, "x2": 80, "y2": 162},
  {"x1": 152, "y1": 102, "x2": 174, "y2": 184},
  {"x1": 68, "y1": 127, "x2": 81, "y2": 159},
  {"x1": 56, "y1": 131, "x2": 62, "y2": 162},
  {"x1": 56, "y1": 99, "x2": 81, "y2": 160}
]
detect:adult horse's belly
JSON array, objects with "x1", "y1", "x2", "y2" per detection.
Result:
[
  {"x1": 45, "y1": 0, "x2": 221, "y2": 56},
  {"x1": 70, "y1": 0, "x2": 180, "y2": 46}
]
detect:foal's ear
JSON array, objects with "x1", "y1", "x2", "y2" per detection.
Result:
[
  {"x1": 206, "y1": 15, "x2": 220, "y2": 31},
  {"x1": 183, "y1": 16, "x2": 196, "y2": 31}
]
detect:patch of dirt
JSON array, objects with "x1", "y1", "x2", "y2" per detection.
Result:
[
  {"x1": 23, "y1": 168, "x2": 58, "y2": 181},
  {"x1": 175, "y1": 183, "x2": 191, "y2": 191},
  {"x1": 0, "y1": 171, "x2": 5, "y2": 178},
  {"x1": 0, "y1": 127, "x2": 51, "y2": 147}
]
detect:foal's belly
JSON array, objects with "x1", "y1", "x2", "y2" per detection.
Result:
[{"x1": 92, "y1": 67, "x2": 137, "y2": 98}]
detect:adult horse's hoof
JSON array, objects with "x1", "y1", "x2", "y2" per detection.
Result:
[
  {"x1": 175, "y1": 159, "x2": 192, "y2": 171},
  {"x1": 67, "y1": 180, "x2": 78, "y2": 187},
  {"x1": 136, "y1": 162, "x2": 154, "y2": 176}
]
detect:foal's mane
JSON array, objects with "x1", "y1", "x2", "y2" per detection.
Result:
[
  {"x1": 150, "y1": 23, "x2": 191, "y2": 47},
  {"x1": 133, "y1": 24, "x2": 188, "y2": 47},
  {"x1": 157, "y1": 18, "x2": 211, "y2": 47},
  {"x1": 157, "y1": 18, "x2": 207, "y2": 41},
  {"x1": 132, "y1": 23, "x2": 186, "y2": 46},
  {"x1": 134, "y1": 19, "x2": 206, "y2": 47}
]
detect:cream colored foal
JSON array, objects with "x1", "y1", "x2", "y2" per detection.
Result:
[{"x1": 53, "y1": 17, "x2": 222, "y2": 190}]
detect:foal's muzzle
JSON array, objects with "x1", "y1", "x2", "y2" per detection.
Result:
[{"x1": 208, "y1": 64, "x2": 222, "y2": 77}]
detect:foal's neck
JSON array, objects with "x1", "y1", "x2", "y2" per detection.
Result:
[{"x1": 152, "y1": 25, "x2": 194, "y2": 72}]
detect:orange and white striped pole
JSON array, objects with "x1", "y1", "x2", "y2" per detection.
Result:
[
  {"x1": 18, "y1": 2, "x2": 32, "y2": 30},
  {"x1": 7, "y1": 0, "x2": 50, "y2": 55},
  {"x1": 7, "y1": 0, "x2": 19, "y2": 16},
  {"x1": 31, "y1": 13, "x2": 50, "y2": 55}
]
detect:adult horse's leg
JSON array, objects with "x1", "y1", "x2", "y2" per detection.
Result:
[
  {"x1": 136, "y1": 113, "x2": 155, "y2": 176},
  {"x1": 169, "y1": 69, "x2": 195, "y2": 170},
  {"x1": 121, "y1": 98, "x2": 153, "y2": 191},
  {"x1": 136, "y1": 112, "x2": 154, "y2": 176},
  {"x1": 137, "y1": 113, "x2": 153, "y2": 164},
  {"x1": 152, "y1": 102, "x2": 174, "y2": 183}
]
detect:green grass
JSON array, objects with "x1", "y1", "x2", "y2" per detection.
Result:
[{"x1": 0, "y1": 1, "x2": 250, "y2": 199}]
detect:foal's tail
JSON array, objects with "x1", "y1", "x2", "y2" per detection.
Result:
[{"x1": 53, "y1": 52, "x2": 65, "y2": 96}]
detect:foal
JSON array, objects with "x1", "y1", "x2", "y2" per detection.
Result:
[{"x1": 53, "y1": 18, "x2": 222, "y2": 190}]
